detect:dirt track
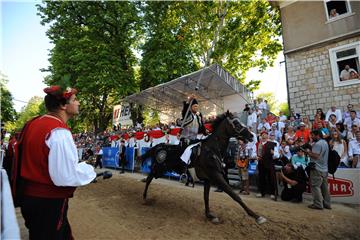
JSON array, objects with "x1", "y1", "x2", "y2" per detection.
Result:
[{"x1": 18, "y1": 171, "x2": 359, "y2": 240}]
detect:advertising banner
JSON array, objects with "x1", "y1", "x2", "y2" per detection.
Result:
[
  {"x1": 102, "y1": 147, "x2": 135, "y2": 171},
  {"x1": 304, "y1": 168, "x2": 360, "y2": 204}
]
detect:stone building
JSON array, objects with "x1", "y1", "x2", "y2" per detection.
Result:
[{"x1": 275, "y1": 1, "x2": 360, "y2": 118}]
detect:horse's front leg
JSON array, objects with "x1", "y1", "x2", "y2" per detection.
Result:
[
  {"x1": 212, "y1": 172, "x2": 267, "y2": 224},
  {"x1": 203, "y1": 180, "x2": 220, "y2": 223},
  {"x1": 143, "y1": 172, "x2": 154, "y2": 200}
]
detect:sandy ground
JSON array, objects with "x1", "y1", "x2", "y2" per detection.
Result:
[{"x1": 17, "y1": 170, "x2": 359, "y2": 240}]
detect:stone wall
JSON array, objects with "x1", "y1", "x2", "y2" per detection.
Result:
[{"x1": 286, "y1": 36, "x2": 360, "y2": 119}]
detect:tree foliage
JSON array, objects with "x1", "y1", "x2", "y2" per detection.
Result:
[
  {"x1": 256, "y1": 92, "x2": 277, "y2": 113},
  {"x1": 0, "y1": 73, "x2": 17, "y2": 124},
  {"x1": 37, "y1": 1, "x2": 141, "y2": 132},
  {"x1": 139, "y1": 1, "x2": 199, "y2": 90},
  {"x1": 37, "y1": 0, "x2": 281, "y2": 130},
  {"x1": 140, "y1": 0, "x2": 281, "y2": 85},
  {"x1": 5, "y1": 96, "x2": 44, "y2": 133}
]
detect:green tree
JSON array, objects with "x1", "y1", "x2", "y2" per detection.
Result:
[
  {"x1": 37, "y1": 1, "x2": 141, "y2": 132},
  {"x1": 177, "y1": 0, "x2": 282, "y2": 81},
  {"x1": 140, "y1": 1, "x2": 199, "y2": 90},
  {"x1": 0, "y1": 73, "x2": 17, "y2": 124},
  {"x1": 256, "y1": 92, "x2": 277, "y2": 113},
  {"x1": 278, "y1": 102, "x2": 289, "y2": 116},
  {"x1": 7, "y1": 96, "x2": 44, "y2": 132}
]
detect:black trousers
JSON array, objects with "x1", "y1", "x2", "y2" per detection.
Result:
[
  {"x1": 21, "y1": 196, "x2": 73, "y2": 240},
  {"x1": 281, "y1": 183, "x2": 305, "y2": 202},
  {"x1": 94, "y1": 155, "x2": 103, "y2": 169},
  {"x1": 119, "y1": 156, "x2": 126, "y2": 173},
  {"x1": 258, "y1": 164, "x2": 276, "y2": 196}
]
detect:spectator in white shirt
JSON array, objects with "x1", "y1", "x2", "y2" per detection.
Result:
[
  {"x1": 342, "y1": 104, "x2": 360, "y2": 121},
  {"x1": 347, "y1": 124, "x2": 359, "y2": 142},
  {"x1": 257, "y1": 118, "x2": 271, "y2": 133},
  {"x1": 247, "y1": 108, "x2": 257, "y2": 130},
  {"x1": 344, "y1": 111, "x2": 360, "y2": 131},
  {"x1": 269, "y1": 123, "x2": 282, "y2": 143},
  {"x1": 325, "y1": 106, "x2": 342, "y2": 123},
  {"x1": 279, "y1": 111, "x2": 287, "y2": 122},
  {"x1": 340, "y1": 65, "x2": 357, "y2": 81},
  {"x1": 274, "y1": 116, "x2": 286, "y2": 133},
  {"x1": 348, "y1": 131, "x2": 360, "y2": 168}
]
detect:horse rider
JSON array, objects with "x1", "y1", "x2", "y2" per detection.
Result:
[
  {"x1": 179, "y1": 95, "x2": 207, "y2": 183},
  {"x1": 180, "y1": 94, "x2": 207, "y2": 147}
]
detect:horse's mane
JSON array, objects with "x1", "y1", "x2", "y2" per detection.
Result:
[{"x1": 210, "y1": 113, "x2": 227, "y2": 130}]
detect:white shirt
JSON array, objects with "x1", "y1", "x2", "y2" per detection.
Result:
[
  {"x1": 279, "y1": 115, "x2": 287, "y2": 122},
  {"x1": 246, "y1": 131, "x2": 258, "y2": 159},
  {"x1": 271, "y1": 140, "x2": 280, "y2": 159},
  {"x1": 348, "y1": 139, "x2": 360, "y2": 157},
  {"x1": 247, "y1": 112, "x2": 257, "y2": 127},
  {"x1": 340, "y1": 68, "x2": 356, "y2": 80},
  {"x1": 258, "y1": 101, "x2": 268, "y2": 110},
  {"x1": 344, "y1": 117, "x2": 360, "y2": 130},
  {"x1": 46, "y1": 128, "x2": 96, "y2": 186},
  {"x1": 275, "y1": 121, "x2": 285, "y2": 132},
  {"x1": 325, "y1": 109, "x2": 342, "y2": 123},
  {"x1": 257, "y1": 122, "x2": 270, "y2": 132},
  {"x1": 279, "y1": 145, "x2": 292, "y2": 160}
]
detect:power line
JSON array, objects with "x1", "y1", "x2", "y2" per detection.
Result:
[{"x1": 13, "y1": 99, "x2": 28, "y2": 104}]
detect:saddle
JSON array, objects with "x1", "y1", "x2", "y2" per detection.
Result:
[{"x1": 189, "y1": 144, "x2": 201, "y2": 166}]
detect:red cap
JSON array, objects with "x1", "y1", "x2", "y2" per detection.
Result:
[
  {"x1": 260, "y1": 131, "x2": 268, "y2": 136},
  {"x1": 43, "y1": 86, "x2": 77, "y2": 100}
]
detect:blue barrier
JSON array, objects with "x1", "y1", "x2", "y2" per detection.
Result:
[
  {"x1": 102, "y1": 147, "x2": 135, "y2": 171},
  {"x1": 248, "y1": 161, "x2": 257, "y2": 176},
  {"x1": 140, "y1": 147, "x2": 152, "y2": 173}
]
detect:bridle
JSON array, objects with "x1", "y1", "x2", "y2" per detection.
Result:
[{"x1": 227, "y1": 116, "x2": 247, "y2": 137}]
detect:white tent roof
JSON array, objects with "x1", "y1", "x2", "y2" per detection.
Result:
[{"x1": 123, "y1": 64, "x2": 252, "y2": 112}]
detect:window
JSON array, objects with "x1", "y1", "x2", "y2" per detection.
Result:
[
  {"x1": 324, "y1": 0, "x2": 352, "y2": 21},
  {"x1": 329, "y1": 41, "x2": 360, "y2": 87}
]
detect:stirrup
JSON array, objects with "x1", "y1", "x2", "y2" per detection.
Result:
[{"x1": 179, "y1": 173, "x2": 188, "y2": 183}]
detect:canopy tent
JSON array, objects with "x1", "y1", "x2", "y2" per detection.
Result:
[{"x1": 123, "y1": 64, "x2": 252, "y2": 114}]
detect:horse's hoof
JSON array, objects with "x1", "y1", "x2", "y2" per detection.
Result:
[
  {"x1": 210, "y1": 217, "x2": 220, "y2": 224},
  {"x1": 256, "y1": 216, "x2": 267, "y2": 224}
]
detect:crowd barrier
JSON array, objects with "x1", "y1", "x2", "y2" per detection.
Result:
[
  {"x1": 102, "y1": 147, "x2": 135, "y2": 171},
  {"x1": 304, "y1": 168, "x2": 360, "y2": 204}
]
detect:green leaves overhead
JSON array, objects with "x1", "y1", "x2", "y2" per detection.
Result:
[
  {"x1": 0, "y1": 75, "x2": 17, "y2": 124},
  {"x1": 37, "y1": 1, "x2": 141, "y2": 132},
  {"x1": 140, "y1": 0, "x2": 281, "y2": 87},
  {"x1": 37, "y1": 0, "x2": 281, "y2": 131}
]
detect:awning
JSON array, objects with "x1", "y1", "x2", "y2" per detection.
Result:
[{"x1": 123, "y1": 64, "x2": 252, "y2": 113}]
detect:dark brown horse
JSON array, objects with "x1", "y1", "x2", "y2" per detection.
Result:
[{"x1": 139, "y1": 111, "x2": 266, "y2": 224}]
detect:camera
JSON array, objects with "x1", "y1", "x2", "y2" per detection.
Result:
[{"x1": 291, "y1": 143, "x2": 312, "y2": 154}]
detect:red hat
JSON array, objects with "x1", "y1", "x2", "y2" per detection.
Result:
[
  {"x1": 43, "y1": 85, "x2": 77, "y2": 100},
  {"x1": 260, "y1": 131, "x2": 268, "y2": 136}
]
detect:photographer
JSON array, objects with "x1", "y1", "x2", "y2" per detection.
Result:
[
  {"x1": 305, "y1": 130, "x2": 331, "y2": 210},
  {"x1": 279, "y1": 163, "x2": 307, "y2": 202}
]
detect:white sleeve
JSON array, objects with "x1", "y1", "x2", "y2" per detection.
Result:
[
  {"x1": 46, "y1": 128, "x2": 96, "y2": 187},
  {"x1": 273, "y1": 144, "x2": 280, "y2": 159},
  {"x1": 336, "y1": 110, "x2": 342, "y2": 123},
  {"x1": 325, "y1": 111, "x2": 331, "y2": 122},
  {"x1": 348, "y1": 141, "x2": 353, "y2": 157}
]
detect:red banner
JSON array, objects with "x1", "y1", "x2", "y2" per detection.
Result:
[
  {"x1": 135, "y1": 132, "x2": 145, "y2": 140},
  {"x1": 169, "y1": 128, "x2": 181, "y2": 136},
  {"x1": 148, "y1": 130, "x2": 165, "y2": 139},
  {"x1": 327, "y1": 177, "x2": 354, "y2": 197}
]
